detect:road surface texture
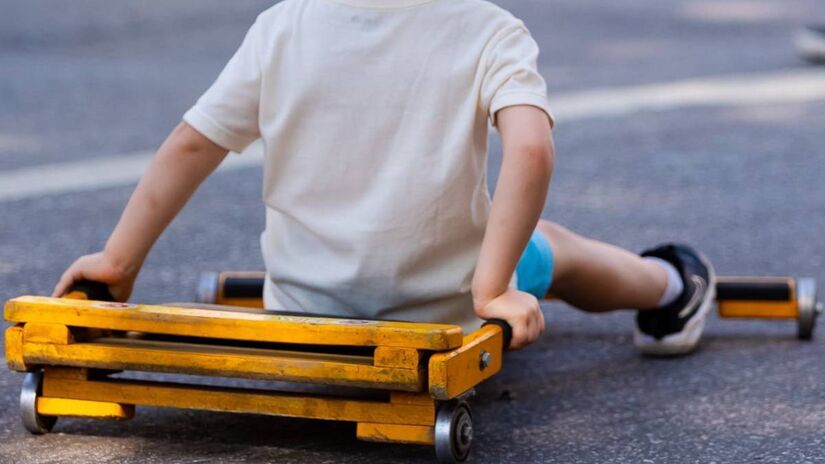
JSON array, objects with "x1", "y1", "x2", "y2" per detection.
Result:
[{"x1": 2, "y1": 0, "x2": 825, "y2": 462}]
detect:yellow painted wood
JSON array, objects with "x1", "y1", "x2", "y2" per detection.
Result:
[
  {"x1": 4, "y1": 325, "x2": 28, "y2": 371},
  {"x1": 357, "y1": 423, "x2": 435, "y2": 445},
  {"x1": 374, "y1": 347, "x2": 420, "y2": 369},
  {"x1": 23, "y1": 337, "x2": 423, "y2": 391},
  {"x1": 428, "y1": 325, "x2": 504, "y2": 400},
  {"x1": 24, "y1": 323, "x2": 74, "y2": 344},
  {"x1": 6, "y1": 296, "x2": 463, "y2": 351},
  {"x1": 42, "y1": 376, "x2": 436, "y2": 426},
  {"x1": 390, "y1": 392, "x2": 435, "y2": 405},
  {"x1": 718, "y1": 301, "x2": 799, "y2": 319},
  {"x1": 37, "y1": 397, "x2": 135, "y2": 420},
  {"x1": 216, "y1": 298, "x2": 265, "y2": 309}
]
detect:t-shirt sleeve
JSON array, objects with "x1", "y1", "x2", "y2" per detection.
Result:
[
  {"x1": 183, "y1": 18, "x2": 263, "y2": 153},
  {"x1": 481, "y1": 24, "x2": 554, "y2": 128}
]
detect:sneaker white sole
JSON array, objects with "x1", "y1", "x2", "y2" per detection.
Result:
[{"x1": 633, "y1": 252, "x2": 717, "y2": 356}]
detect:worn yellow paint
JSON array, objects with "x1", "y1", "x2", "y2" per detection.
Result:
[
  {"x1": 357, "y1": 423, "x2": 435, "y2": 445},
  {"x1": 428, "y1": 324, "x2": 504, "y2": 400},
  {"x1": 42, "y1": 376, "x2": 436, "y2": 426},
  {"x1": 5, "y1": 324, "x2": 28, "y2": 371},
  {"x1": 6, "y1": 296, "x2": 463, "y2": 350},
  {"x1": 374, "y1": 347, "x2": 420, "y2": 369},
  {"x1": 24, "y1": 323, "x2": 74, "y2": 344},
  {"x1": 390, "y1": 392, "x2": 434, "y2": 405},
  {"x1": 23, "y1": 337, "x2": 423, "y2": 391},
  {"x1": 718, "y1": 300, "x2": 799, "y2": 319},
  {"x1": 37, "y1": 397, "x2": 135, "y2": 420}
]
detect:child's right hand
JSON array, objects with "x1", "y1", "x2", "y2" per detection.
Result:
[
  {"x1": 52, "y1": 251, "x2": 136, "y2": 302},
  {"x1": 475, "y1": 288, "x2": 545, "y2": 350}
]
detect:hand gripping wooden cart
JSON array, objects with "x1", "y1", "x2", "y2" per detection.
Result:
[{"x1": 4, "y1": 281, "x2": 513, "y2": 463}]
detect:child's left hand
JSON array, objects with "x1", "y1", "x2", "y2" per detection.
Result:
[{"x1": 474, "y1": 288, "x2": 545, "y2": 350}]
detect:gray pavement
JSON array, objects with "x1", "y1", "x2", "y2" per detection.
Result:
[{"x1": 2, "y1": 0, "x2": 825, "y2": 462}]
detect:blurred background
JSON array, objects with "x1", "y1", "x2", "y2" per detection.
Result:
[{"x1": 1, "y1": 0, "x2": 824, "y2": 462}]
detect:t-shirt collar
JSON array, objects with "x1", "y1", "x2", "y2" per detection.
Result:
[{"x1": 326, "y1": 0, "x2": 437, "y2": 9}]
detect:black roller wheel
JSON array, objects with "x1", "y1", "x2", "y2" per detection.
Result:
[
  {"x1": 20, "y1": 371, "x2": 57, "y2": 434},
  {"x1": 434, "y1": 401, "x2": 473, "y2": 463}
]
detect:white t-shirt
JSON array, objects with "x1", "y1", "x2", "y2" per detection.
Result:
[{"x1": 184, "y1": 0, "x2": 553, "y2": 332}]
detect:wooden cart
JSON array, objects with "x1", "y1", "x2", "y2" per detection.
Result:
[{"x1": 5, "y1": 282, "x2": 512, "y2": 463}]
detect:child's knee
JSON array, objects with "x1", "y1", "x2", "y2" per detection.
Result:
[
  {"x1": 536, "y1": 220, "x2": 578, "y2": 252},
  {"x1": 535, "y1": 220, "x2": 587, "y2": 281}
]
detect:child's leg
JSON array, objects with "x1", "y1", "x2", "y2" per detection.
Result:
[{"x1": 536, "y1": 220, "x2": 668, "y2": 312}]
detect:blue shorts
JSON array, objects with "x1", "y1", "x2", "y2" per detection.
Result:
[{"x1": 515, "y1": 230, "x2": 554, "y2": 298}]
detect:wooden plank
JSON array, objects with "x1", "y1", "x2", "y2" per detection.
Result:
[
  {"x1": 42, "y1": 376, "x2": 436, "y2": 426},
  {"x1": 428, "y1": 325, "x2": 504, "y2": 400},
  {"x1": 44, "y1": 366, "x2": 90, "y2": 380},
  {"x1": 718, "y1": 301, "x2": 799, "y2": 319},
  {"x1": 390, "y1": 392, "x2": 434, "y2": 405},
  {"x1": 37, "y1": 397, "x2": 134, "y2": 420},
  {"x1": 5, "y1": 325, "x2": 29, "y2": 371},
  {"x1": 6, "y1": 296, "x2": 463, "y2": 351},
  {"x1": 357, "y1": 423, "x2": 434, "y2": 445},
  {"x1": 374, "y1": 347, "x2": 420, "y2": 369},
  {"x1": 24, "y1": 323, "x2": 73, "y2": 344},
  {"x1": 23, "y1": 337, "x2": 423, "y2": 391}
]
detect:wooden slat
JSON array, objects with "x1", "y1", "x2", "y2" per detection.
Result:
[
  {"x1": 37, "y1": 397, "x2": 134, "y2": 420},
  {"x1": 24, "y1": 337, "x2": 423, "y2": 391},
  {"x1": 42, "y1": 376, "x2": 436, "y2": 426},
  {"x1": 357, "y1": 423, "x2": 435, "y2": 445},
  {"x1": 428, "y1": 325, "x2": 504, "y2": 400},
  {"x1": 374, "y1": 347, "x2": 420, "y2": 369},
  {"x1": 24, "y1": 323, "x2": 73, "y2": 344},
  {"x1": 718, "y1": 301, "x2": 799, "y2": 319},
  {"x1": 4, "y1": 325, "x2": 28, "y2": 371},
  {"x1": 5, "y1": 296, "x2": 463, "y2": 351}
]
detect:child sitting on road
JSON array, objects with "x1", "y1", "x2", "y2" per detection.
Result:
[{"x1": 53, "y1": 0, "x2": 715, "y2": 355}]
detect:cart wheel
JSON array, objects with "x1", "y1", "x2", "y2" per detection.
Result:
[
  {"x1": 797, "y1": 278, "x2": 819, "y2": 340},
  {"x1": 434, "y1": 401, "x2": 473, "y2": 463},
  {"x1": 196, "y1": 272, "x2": 220, "y2": 304},
  {"x1": 20, "y1": 372, "x2": 57, "y2": 434}
]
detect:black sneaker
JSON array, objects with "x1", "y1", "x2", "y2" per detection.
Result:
[
  {"x1": 634, "y1": 244, "x2": 716, "y2": 356},
  {"x1": 796, "y1": 25, "x2": 825, "y2": 64}
]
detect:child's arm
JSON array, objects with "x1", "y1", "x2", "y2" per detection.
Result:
[
  {"x1": 472, "y1": 105, "x2": 554, "y2": 349},
  {"x1": 52, "y1": 122, "x2": 229, "y2": 300}
]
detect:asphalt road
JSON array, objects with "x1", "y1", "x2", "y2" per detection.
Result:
[{"x1": 2, "y1": 0, "x2": 825, "y2": 462}]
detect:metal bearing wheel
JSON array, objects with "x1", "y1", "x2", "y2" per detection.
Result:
[
  {"x1": 797, "y1": 278, "x2": 819, "y2": 340},
  {"x1": 195, "y1": 272, "x2": 220, "y2": 304},
  {"x1": 20, "y1": 371, "x2": 57, "y2": 434},
  {"x1": 434, "y1": 401, "x2": 473, "y2": 463}
]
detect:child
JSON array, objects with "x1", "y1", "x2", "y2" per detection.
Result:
[{"x1": 53, "y1": 0, "x2": 715, "y2": 356}]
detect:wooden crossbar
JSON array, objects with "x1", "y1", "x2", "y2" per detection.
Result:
[
  {"x1": 42, "y1": 375, "x2": 436, "y2": 426},
  {"x1": 5, "y1": 296, "x2": 463, "y2": 351},
  {"x1": 23, "y1": 337, "x2": 423, "y2": 391}
]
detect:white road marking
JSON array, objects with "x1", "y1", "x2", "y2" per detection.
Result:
[
  {"x1": 1, "y1": 69, "x2": 824, "y2": 202},
  {"x1": 551, "y1": 69, "x2": 825, "y2": 123},
  {"x1": 0, "y1": 149, "x2": 263, "y2": 202}
]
